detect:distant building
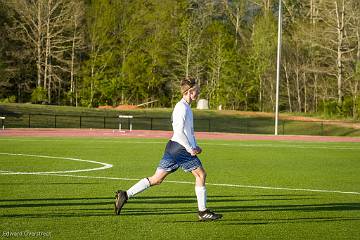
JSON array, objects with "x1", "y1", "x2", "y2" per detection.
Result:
[{"x1": 197, "y1": 99, "x2": 209, "y2": 110}]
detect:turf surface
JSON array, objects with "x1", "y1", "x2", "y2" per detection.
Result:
[{"x1": 0, "y1": 137, "x2": 359, "y2": 239}]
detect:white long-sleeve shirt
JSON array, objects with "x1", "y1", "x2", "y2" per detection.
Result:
[{"x1": 171, "y1": 98, "x2": 197, "y2": 152}]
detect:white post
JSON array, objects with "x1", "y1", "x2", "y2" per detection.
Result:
[
  {"x1": 275, "y1": 0, "x2": 282, "y2": 136},
  {"x1": 0, "y1": 117, "x2": 5, "y2": 130},
  {"x1": 118, "y1": 115, "x2": 133, "y2": 132}
]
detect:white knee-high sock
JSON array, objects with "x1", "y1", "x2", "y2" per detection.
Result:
[
  {"x1": 195, "y1": 186, "x2": 207, "y2": 211},
  {"x1": 126, "y1": 178, "x2": 151, "y2": 198}
]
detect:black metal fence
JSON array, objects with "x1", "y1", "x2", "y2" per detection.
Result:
[{"x1": 1, "y1": 113, "x2": 359, "y2": 136}]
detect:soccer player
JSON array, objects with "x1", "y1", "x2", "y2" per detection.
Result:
[{"x1": 114, "y1": 77, "x2": 222, "y2": 221}]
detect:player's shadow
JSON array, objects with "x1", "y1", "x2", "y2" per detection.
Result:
[
  {"x1": 171, "y1": 200, "x2": 360, "y2": 224},
  {"x1": 121, "y1": 195, "x2": 360, "y2": 218},
  {"x1": 217, "y1": 202, "x2": 360, "y2": 212},
  {"x1": 175, "y1": 216, "x2": 360, "y2": 225},
  {"x1": 0, "y1": 196, "x2": 114, "y2": 219},
  {"x1": 0, "y1": 197, "x2": 113, "y2": 211},
  {"x1": 0, "y1": 182, "x2": 102, "y2": 186},
  {"x1": 1, "y1": 194, "x2": 359, "y2": 220}
]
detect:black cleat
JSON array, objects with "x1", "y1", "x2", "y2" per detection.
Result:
[
  {"x1": 198, "y1": 209, "x2": 222, "y2": 221},
  {"x1": 114, "y1": 190, "x2": 128, "y2": 215}
]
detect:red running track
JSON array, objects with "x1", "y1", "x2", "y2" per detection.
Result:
[{"x1": 1, "y1": 128, "x2": 360, "y2": 142}]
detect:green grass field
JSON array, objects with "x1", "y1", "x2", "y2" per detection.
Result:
[{"x1": 0, "y1": 137, "x2": 359, "y2": 239}]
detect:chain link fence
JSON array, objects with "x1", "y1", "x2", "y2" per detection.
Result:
[{"x1": 1, "y1": 113, "x2": 359, "y2": 136}]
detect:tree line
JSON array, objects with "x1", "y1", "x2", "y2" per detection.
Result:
[{"x1": 0, "y1": 0, "x2": 359, "y2": 118}]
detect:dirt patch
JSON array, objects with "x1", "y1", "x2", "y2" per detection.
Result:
[
  {"x1": 114, "y1": 105, "x2": 139, "y2": 110},
  {"x1": 97, "y1": 106, "x2": 114, "y2": 110}
]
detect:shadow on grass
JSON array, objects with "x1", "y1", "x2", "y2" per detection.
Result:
[
  {"x1": 0, "y1": 197, "x2": 112, "y2": 203},
  {"x1": 0, "y1": 194, "x2": 315, "y2": 208},
  {"x1": 215, "y1": 202, "x2": 360, "y2": 213},
  {"x1": 1, "y1": 194, "x2": 359, "y2": 222},
  {"x1": 0, "y1": 182, "x2": 102, "y2": 186},
  {"x1": 175, "y1": 217, "x2": 360, "y2": 224}
]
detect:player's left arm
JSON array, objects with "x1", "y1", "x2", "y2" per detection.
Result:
[
  {"x1": 189, "y1": 131, "x2": 201, "y2": 154},
  {"x1": 192, "y1": 136, "x2": 202, "y2": 154}
]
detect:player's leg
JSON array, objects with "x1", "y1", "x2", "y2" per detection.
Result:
[
  {"x1": 127, "y1": 168, "x2": 170, "y2": 198},
  {"x1": 191, "y1": 166, "x2": 222, "y2": 221},
  {"x1": 191, "y1": 167, "x2": 207, "y2": 211},
  {"x1": 114, "y1": 169, "x2": 171, "y2": 215},
  {"x1": 115, "y1": 141, "x2": 178, "y2": 215},
  {"x1": 147, "y1": 168, "x2": 171, "y2": 186}
]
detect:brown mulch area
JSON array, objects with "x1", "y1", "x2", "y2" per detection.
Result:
[{"x1": 98, "y1": 105, "x2": 139, "y2": 110}]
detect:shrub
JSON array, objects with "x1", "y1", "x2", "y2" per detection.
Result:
[
  {"x1": 320, "y1": 100, "x2": 338, "y2": 117},
  {"x1": 355, "y1": 96, "x2": 360, "y2": 120},
  {"x1": 341, "y1": 96, "x2": 353, "y2": 118},
  {"x1": 0, "y1": 96, "x2": 16, "y2": 103},
  {"x1": 31, "y1": 87, "x2": 47, "y2": 104}
]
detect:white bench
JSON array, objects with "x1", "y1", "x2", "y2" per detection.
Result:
[
  {"x1": 118, "y1": 115, "x2": 133, "y2": 131},
  {"x1": 0, "y1": 116, "x2": 5, "y2": 130}
]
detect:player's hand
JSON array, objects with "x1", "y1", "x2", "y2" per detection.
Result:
[
  {"x1": 194, "y1": 146, "x2": 202, "y2": 154},
  {"x1": 189, "y1": 148, "x2": 197, "y2": 156}
]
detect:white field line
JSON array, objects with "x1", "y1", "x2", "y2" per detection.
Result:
[
  {"x1": 0, "y1": 152, "x2": 112, "y2": 174},
  {"x1": 202, "y1": 142, "x2": 360, "y2": 150},
  {"x1": 2, "y1": 171, "x2": 360, "y2": 195},
  {"x1": 1, "y1": 151, "x2": 359, "y2": 195},
  {"x1": 1, "y1": 138, "x2": 360, "y2": 150}
]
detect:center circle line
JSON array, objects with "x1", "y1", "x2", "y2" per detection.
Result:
[{"x1": 0, "y1": 152, "x2": 113, "y2": 174}]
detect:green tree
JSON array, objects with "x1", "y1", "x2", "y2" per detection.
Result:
[
  {"x1": 202, "y1": 21, "x2": 233, "y2": 109},
  {"x1": 81, "y1": 0, "x2": 120, "y2": 107},
  {"x1": 249, "y1": 14, "x2": 277, "y2": 111}
]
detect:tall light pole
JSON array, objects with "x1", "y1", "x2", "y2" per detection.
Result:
[{"x1": 275, "y1": 0, "x2": 282, "y2": 135}]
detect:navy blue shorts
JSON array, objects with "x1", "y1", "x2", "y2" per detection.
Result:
[{"x1": 157, "y1": 141, "x2": 202, "y2": 172}]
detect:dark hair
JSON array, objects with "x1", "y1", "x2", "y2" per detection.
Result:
[{"x1": 180, "y1": 77, "x2": 196, "y2": 94}]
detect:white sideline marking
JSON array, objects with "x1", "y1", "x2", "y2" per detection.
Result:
[
  {"x1": 2, "y1": 171, "x2": 359, "y2": 195},
  {"x1": 0, "y1": 151, "x2": 359, "y2": 195},
  {"x1": 0, "y1": 152, "x2": 112, "y2": 174},
  {"x1": 201, "y1": 142, "x2": 360, "y2": 151}
]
